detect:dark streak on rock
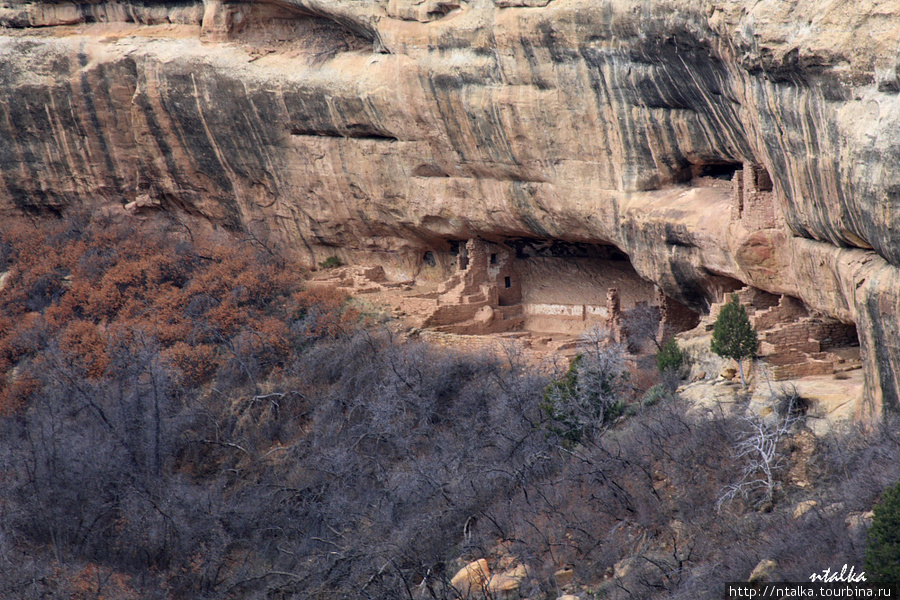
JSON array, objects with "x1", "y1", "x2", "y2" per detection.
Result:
[
  {"x1": 289, "y1": 127, "x2": 398, "y2": 142},
  {"x1": 78, "y1": 50, "x2": 122, "y2": 193},
  {"x1": 865, "y1": 294, "x2": 899, "y2": 413}
]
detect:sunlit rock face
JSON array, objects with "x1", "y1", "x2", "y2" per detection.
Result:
[{"x1": 2, "y1": 0, "x2": 900, "y2": 417}]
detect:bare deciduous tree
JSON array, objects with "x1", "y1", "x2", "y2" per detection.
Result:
[
  {"x1": 623, "y1": 304, "x2": 662, "y2": 352},
  {"x1": 717, "y1": 389, "x2": 803, "y2": 511}
]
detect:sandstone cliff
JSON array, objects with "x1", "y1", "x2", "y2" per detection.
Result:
[{"x1": 2, "y1": 0, "x2": 900, "y2": 417}]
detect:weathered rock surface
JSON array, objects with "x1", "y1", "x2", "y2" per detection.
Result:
[
  {"x1": 451, "y1": 558, "x2": 491, "y2": 596},
  {"x1": 487, "y1": 563, "x2": 530, "y2": 596},
  {"x1": 793, "y1": 500, "x2": 819, "y2": 520},
  {"x1": 2, "y1": 0, "x2": 900, "y2": 416},
  {"x1": 748, "y1": 558, "x2": 780, "y2": 583}
]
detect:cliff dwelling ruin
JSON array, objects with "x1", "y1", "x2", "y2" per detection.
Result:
[
  {"x1": 311, "y1": 162, "x2": 862, "y2": 387},
  {"x1": 312, "y1": 237, "x2": 700, "y2": 352}
]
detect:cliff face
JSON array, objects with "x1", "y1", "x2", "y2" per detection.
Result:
[{"x1": 2, "y1": 0, "x2": 900, "y2": 416}]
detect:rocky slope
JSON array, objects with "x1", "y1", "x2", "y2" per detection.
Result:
[{"x1": 2, "y1": 0, "x2": 900, "y2": 417}]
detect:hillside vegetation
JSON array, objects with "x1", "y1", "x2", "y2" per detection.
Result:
[{"x1": 0, "y1": 213, "x2": 898, "y2": 599}]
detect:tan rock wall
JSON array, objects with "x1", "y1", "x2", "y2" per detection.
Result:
[{"x1": 3, "y1": 0, "x2": 900, "y2": 417}]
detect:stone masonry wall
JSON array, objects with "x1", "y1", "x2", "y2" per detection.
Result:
[
  {"x1": 731, "y1": 163, "x2": 778, "y2": 231},
  {"x1": 657, "y1": 290, "x2": 701, "y2": 342}
]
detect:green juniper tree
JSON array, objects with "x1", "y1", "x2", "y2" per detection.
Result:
[
  {"x1": 710, "y1": 293, "x2": 759, "y2": 388},
  {"x1": 657, "y1": 337, "x2": 685, "y2": 374},
  {"x1": 865, "y1": 479, "x2": 900, "y2": 584},
  {"x1": 540, "y1": 328, "x2": 628, "y2": 447}
]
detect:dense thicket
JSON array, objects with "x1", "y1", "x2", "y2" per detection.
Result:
[
  {"x1": 0, "y1": 213, "x2": 898, "y2": 599},
  {"x1": 865, "y1": 479, "x2": 900, "y2": 583}
]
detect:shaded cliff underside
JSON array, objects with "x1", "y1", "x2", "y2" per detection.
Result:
[{"x1": 2, "y1": 0, "x2": 900, "y2": 417}]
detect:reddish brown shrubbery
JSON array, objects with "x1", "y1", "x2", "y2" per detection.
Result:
[
  {"x1": 69, "y1": 562, "x2": 140, "y2": 600},
  {"x1": 59, "y1": 320, "x2": 110, "y2": 379},
  {"x1": 161, "y1": 341, "x2": 218, "y2": 388},
  {"x1": 0, "y1": 213, "x2": 357, "y2": 410}
]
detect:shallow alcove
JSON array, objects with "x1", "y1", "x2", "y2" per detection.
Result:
[
  {"x1": 208, "y1": 0, "x2": 375, "y2": 60},
  {"x1": 691, "y1": 161, "x2": 743, "y2": 182},
  {"x1": 505, "y1": 239, "x2": 662, "y2": 336}
]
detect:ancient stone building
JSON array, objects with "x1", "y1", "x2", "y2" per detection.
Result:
[
  {"x1": 657, "y1": 289, "x2": 701, "y2": 343},
  {"x1": 701, "y1": 287, "x2": 861, "y2": 382},
  {"x1": 423, "y1": 239, "x2": 524, "y2": 334},
  {"x1": 731, "y1": 163, "x2": 779, "y2": 230}
]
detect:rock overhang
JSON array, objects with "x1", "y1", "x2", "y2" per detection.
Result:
[{"x1": 2, "y1": 0, "x2": 900, "y2": 418}]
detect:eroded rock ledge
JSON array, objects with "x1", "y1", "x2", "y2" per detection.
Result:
[{"x1": 2, "y1": 0, "x2": 900, "y2": 417}]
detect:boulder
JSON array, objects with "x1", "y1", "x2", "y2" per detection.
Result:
[
  {"x1": 553, "y1": 565, "x2": 575, "y2": 588},
  {"x1": 793, "y1": 500, "x2": 819, "y2": 519},
  {"x1": 487, "y1": 564, "x2": 530, "y2": 597},
  {"x1": 749, "y1": 559, "x2": 779, "y2": 583},
  {"x1": 451, "y1": 559, "x2": 490, "y2": 597},
  {"x1": 845, "y1": 511, "x2": 874, "y2": 537}
]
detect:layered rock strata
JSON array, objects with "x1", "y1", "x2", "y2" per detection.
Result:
[{"x1": 2, "y1": 0, "x2": 900, "y2": 417}]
